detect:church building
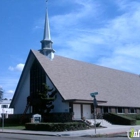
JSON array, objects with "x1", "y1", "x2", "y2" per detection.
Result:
[{"x1": 10, "y1": 6, "x2": 140, "y2": 120}]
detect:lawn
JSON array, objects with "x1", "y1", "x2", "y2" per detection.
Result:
[
  {"x1": 136, "y1": 120, "x2": 140, "y2": 125},
  {"x1": 3, "y1": 126, "x2": 25, "y2": 130},
  {"x1": 0, "y1": 123, "x2": 25, "y2": 130}
]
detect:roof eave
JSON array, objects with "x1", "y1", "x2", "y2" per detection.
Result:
[{"x1": 63, "y1": 99, "x2": 107, "y2": 104}]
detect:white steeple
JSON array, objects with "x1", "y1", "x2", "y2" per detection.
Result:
[
  {"x1": 43, "y1": 9, "x2": 51, "y2": 40},
  {"x1": 40, "y1": 1, "x2": 55, "y2": 60}
]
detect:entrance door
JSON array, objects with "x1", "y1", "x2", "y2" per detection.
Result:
[
  {"x1": 83, "y1": 104, "x2": 91, "y2": 119},
  {"x1": 73, "y1": 104, "x2": 81, "y2": 119}
]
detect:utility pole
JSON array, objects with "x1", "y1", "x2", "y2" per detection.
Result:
[
  {"x1": 90, "y1": 92, "x2": 98, "y2": 135},
  {"x1": 2, "y1": 108, "x2": 4, "y2": 131}
]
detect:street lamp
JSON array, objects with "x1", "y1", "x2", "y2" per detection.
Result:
[{"x1": 90, "y1": 92, "x2": 98, "y2": 135}]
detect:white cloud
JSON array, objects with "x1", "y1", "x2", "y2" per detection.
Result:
[
  {"x1": 98, "y1": 55, "x2": 140, "y2": 74},
  {"x1": 15, "y1": 63, "x2": 24, "y2": 71},
  {"x1": 50, "y1": 0, "x2": 140, "y2": 74},
  {"x1": 1, "y1": 0, "x2": 140, "y2": 100},
  {"x1": 9, "y1": 63, "x2": 24, "y2": 72},
  {"x1": 95, "y1": 1, "x2": 140, "y2": 73},
  {"x1": 3, "y1": 90, "x2": 14, "y2": 99},
  {"x1": 6, "y1": 90, "x2": 14, "y2": 94},
  {"x1": 51, "y1": 0, "x2": 99, "y2": 31},
  {"x1": 31, "y1": 0, "x2": 140, "y2": 74}
]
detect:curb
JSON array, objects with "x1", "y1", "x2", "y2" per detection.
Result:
[
  {"x1": 0, "y1": 130, "x2": 127, "y2": 137},
  {"x1": 82, "y1": 131, "x2": 127, "y2": 137},
  {"x1": 0, "y1": 130, "x2": 57, "y2": 137}
]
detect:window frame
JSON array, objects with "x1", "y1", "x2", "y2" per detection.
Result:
[
  {"x1": 129, "y1": 108, "x2": 136, "y2": 114},
  {"x1": 117, "y1": 107, "x2": 124, "y2": 114},
  {"x1": 1, "y1": 105, "x2": 8, "y2": 108}
]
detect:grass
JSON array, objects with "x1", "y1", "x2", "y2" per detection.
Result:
[
  {"x1": 136, "y1": 120, "x2": 140, "y2": 125},
  {"x1": 0, "y1": 123, "x2": 25, "y2": 130},
  {"x1": 3, "y1": 126, "x2": 25, "y2": 130}
]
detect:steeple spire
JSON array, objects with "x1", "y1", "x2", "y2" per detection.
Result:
[
  {"x1": 43, "y1": 8, "x2": 51, "y2": 40},
  {"x1": 40, "y1": 0, "x2": 55, "y2": 60}
]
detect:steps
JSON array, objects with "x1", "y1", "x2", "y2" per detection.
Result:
[{"x1": 86, "y1": 119, "x2": 112, "y2": 127}]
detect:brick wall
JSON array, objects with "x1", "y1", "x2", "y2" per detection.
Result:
[
  {"x1": 96, "y1": 107, "x2": 101, "y2": 113},
  {"x1": 136, "y1": 108, "x2": 140, "y2": 113},
  {"x1": 111, "y1": 108, "x2": 116, "y2": 113},
  {"x1": 124, "y1": 108, "x2": 128, "y2": 114}
]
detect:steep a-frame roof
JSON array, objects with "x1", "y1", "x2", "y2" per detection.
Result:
[
  {"x1": 31, "y1": 50, "x2": 140, "y2": 108},
  {"x1": 10, "y1": 49, "x2": 140, "y2": 108}
]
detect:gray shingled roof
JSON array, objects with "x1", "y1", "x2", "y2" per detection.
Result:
[{"x1": 32, "y1": 50, "x2": 140, "y2": 108}]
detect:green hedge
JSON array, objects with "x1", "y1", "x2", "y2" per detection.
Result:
[
  {"x1": 0, "y1": 118, "x2": 30, "y2": 126},
  {"x1": 25, "y1": 122, "x2": 88, "y2": 131},
  {"x1": 121, "y1": 114, "x2": 140, "y2": 120},
  {"x1": 103, "y1": 113, "x2": 136, "y2": 125},
  {"x1": 9, "y1": 113, "x2": 73, "y2": 123}
]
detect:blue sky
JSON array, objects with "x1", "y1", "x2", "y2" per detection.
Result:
[{"x1": 0, "y1": 0, "x2": 140, "y2": 99}]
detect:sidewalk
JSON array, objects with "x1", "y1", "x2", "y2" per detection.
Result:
[{"x1": 0, "y1": 125, "x2": 140, "y2": 137}]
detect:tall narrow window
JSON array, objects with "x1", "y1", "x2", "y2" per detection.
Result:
[
  {"x1": 30, "y1": 59, "x2": 46, "y2": 98},
  {"x1": 103, "y1": 107, "x2": 108, "y2": 113}
]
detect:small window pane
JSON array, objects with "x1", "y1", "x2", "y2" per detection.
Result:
[
  {"x1": 2, "y1": 105, "x2": 8, "y2": 108},
  {"x1": 118, "y1": 107, "x2": 124, "y2": 113},
  {"x1": 129, "y1": 108, "x2": 136, "y2": 113},
  {"x1": 103, "y1": 107, "x2": 108, "y2": 113}
]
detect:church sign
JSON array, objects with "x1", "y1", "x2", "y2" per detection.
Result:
[{"x1": 32, "y1": 114, "x2": 41, "y2": 123}]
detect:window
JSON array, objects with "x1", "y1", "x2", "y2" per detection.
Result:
[
  {"x1": 129, "y1": 108, "x2": 136, "y2": 113},
  {"x1": 108, "y1": 107, "x2": 111, "y2": 113},
  {"x1": 2, "y1": 105, "x2": 8, "y2": 108},
  {"x1": 30, "y1": 59, "x2": 46, "y2": 113},
  {"x1": 30, "y1": 60, "x2": 46, "y2": 98},
  {"x1": 117, "y1": 107, "x2": 124, "y2": 113},
  {"x1": 103, "y1": 107, "x2": 109, "y2": 113}
]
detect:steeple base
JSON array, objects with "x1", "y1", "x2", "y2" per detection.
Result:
[
  {"x1": 41, "y1": 40, "x2": 53, "y2": 50},
  {"x1": 40, "y1": 48, "x2": 55, "y2": 60}
]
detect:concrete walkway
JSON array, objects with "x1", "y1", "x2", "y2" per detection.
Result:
[
  {"x1": 0, "y1": 125, "x2": 140, "y2": 137},
  {"x1": 87, "y1": 119, "x2": 112, "y2": 127}
]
